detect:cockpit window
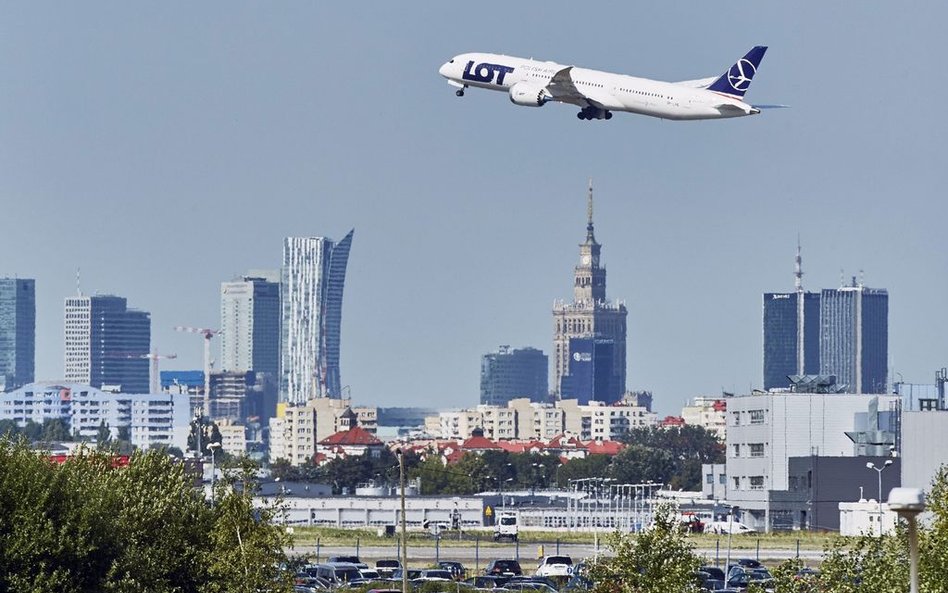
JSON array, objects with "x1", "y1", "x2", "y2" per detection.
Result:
[{"x1": 449, "y1": 59, "x2": 454, "y2": 63}]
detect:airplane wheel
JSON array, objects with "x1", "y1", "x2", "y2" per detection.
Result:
[
  {"x1": 577, "y1": 112, "x2": 586, "y2": 120},
  {"x1": 605, "y1": 111, "x2": 613, "y2": 120},
  {"x1": 456, "y1": 89, "x2": 465, "y2": 97}
]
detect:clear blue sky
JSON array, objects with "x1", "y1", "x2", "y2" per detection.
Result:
[{"x1": 2, "y1": 3, "x2": 945, "y2": 416}]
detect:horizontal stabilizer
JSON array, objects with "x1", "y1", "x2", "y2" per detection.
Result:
[{"x1": 752, "y1": 104, "x2": 790, "y2": 109}]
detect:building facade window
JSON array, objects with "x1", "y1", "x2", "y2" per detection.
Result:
[
  {"x1": 749, "y1": 443, "x2": 765, "y2": 457},
  {"x1": 749, "y1": 410, "x2": 765, "y2": 425},
  {"x1": 750, "y1": 476, "x2": 764, "y2": 490}
]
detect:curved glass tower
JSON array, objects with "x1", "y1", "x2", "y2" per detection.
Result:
[{"x1": 280, "y1": 230, "x2": 354, "y2": 403}]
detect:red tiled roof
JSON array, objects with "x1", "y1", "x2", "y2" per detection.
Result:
[
  {"x1": 444, "y1": 449, "x2": 465, "y2": 464},
  {"x1": 661, "y1": 416, "x2": 686, "y2": 427},
  {"x1": 712, "y1": 400, "x2": 727, "y2": 412},
  {"x1": 585, "y1": 440, "x2": 624, "y2": 455},
  {"x1": 319, "y1": 426, "x2": 383, "y2": 446},
  {"x1": 497, "y1": 441, "x2": 526, "y2": 453},
  {"x1": 460, "y1": 435, "x2": 502, "y2": 450}
]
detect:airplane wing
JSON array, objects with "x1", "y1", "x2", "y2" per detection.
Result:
[
  {"x1": 546, "y1": 66, "x2": 611, "y2": 108},
  {"x1": 673, "y1": 76, "x2": 718, "y2": 89}
]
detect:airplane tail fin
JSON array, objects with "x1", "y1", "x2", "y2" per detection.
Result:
[{"x1": 707, "y1": 46, "x2": 767, "y2": 99}]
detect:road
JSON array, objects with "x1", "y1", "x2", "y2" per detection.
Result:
[{"x1": 289, "y1": 542, "x2": 824, "y2": 566}]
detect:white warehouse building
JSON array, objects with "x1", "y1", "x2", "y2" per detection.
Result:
[{"x1": 0, "y1": 383, "x2": 190, "y2": 451}]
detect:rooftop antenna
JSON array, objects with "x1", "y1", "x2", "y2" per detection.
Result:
[
  {"x1": 794, "y1": 236, "x2": 803, "y2": 292},
  {"x1": 859, "y1": 269, "x2": 865, "y2": 287},
  {"x1": 76, "y1": 267, "x2": 82, "y2": 297},
  {"x1": 840, "y1": 268, "x2": 845, "y2": 288}
]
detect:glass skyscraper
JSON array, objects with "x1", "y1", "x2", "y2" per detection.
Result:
[
  {"x1": 762, "y1": 291, "x2": 821, "y2": 389},
  {"x1": 280, "y1": 230, "x2": 354, "y2": 403},
  {"x1": 220, "y1": 275, "x2": 280, "y2": 376},
  {"x1": 64, "y1": 295, "x2": 151, "y2": 393},
  {"x1": 0, "y1": 278, "x2": 35, "y2": 391},
  {"x1": 820, "y1": 283, "x2": 888, "y2": 394},
  {"x1": 480, "y1": 346, "x2": 549, "y2": 405}
]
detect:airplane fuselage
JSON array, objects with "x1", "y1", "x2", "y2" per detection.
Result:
[{"x1": 439, "y1": 52, "x2": 763, "y2": 121}]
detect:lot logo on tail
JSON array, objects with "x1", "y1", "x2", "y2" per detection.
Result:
[
  {"x1": 727, "y1": 59, "x2": 757, "y2": 92},
  {"x1": 463, "y1": 61, "x2": 515, "y2": 85}
]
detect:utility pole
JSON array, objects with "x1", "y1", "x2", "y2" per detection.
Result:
[{"x1": 397, "y1": 448, "x2": 408, "y2": 593}]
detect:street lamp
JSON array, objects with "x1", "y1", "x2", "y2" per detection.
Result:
[
  {"x1": 866, "y1": 460, "x2": 894, "y2": 536},
  {"x1": 888, "y1": 487, "x2": 925, "y2": 593}
]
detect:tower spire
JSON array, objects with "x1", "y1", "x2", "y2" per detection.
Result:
[
  {"x1": 586, "y1": 178, "x2": 596, "y2": 243},
  {"x1": 794, "y1": 236, "x2": 803, "y2": 292}
]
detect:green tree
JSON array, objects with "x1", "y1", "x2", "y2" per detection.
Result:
[
  {"x1": 588, "y1": 503, "x2": 701, "y2": 593},
  {"x1": 40, "y1": 418, "x2": 72, "y2": 442},
  {"x1": 0, "y1": 419, "x2": 19, "y2": 438},
  {"x1": 618, "y1": 426, "x2": 723, "y2": 490},
  {"x1": 556, "y1": 454, "x2": 613, "y2": 487},
  {"x1": 608, "y1": 444, "x2": 676, "y2": 486},
  {"x1": 0, "y1": 437, "x2": 292, "y2": 592},
  {"x1": 188, "y1": 417, "x2": 223, "y2": 457},
  {"x1": 96, "y1": 420, "x2": 112, "y2": 447}
]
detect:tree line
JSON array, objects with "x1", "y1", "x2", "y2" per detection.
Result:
[{"x1": 0, "y1": 436, "x2": 291, "y2": 593}]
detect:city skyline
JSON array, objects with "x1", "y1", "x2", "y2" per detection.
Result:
[{"x1": 1, "y1": 4, "x2": 945, "y2": 416}]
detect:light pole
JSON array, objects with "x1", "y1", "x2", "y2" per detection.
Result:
[
  {"x1": 396, "y1": 448, "x2": 408, "y2": 593},
  {"x1": 866, "y1": 459, "x2": 894, "y2": 536},
  {"x1": 888, "y1": 487, "x2": 926, "y2": 593},
  {"x1": 725, "y1": 505, "x2": 738, "y2": 578},
  {"x1": 208, "y1": 441, "x2": 221, "y2": 508}
]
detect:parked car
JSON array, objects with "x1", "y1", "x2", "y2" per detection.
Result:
[
  {"x1": 390, "y1": 569, "x2": 422, "y2": 581},
  {"x1": 327, "y1": 556, "x2": 368, "y2": 570},
  {"x1": 464, "y1": 575, "x2": 509, "y2": 589},
  {"x1": 306, "y1": 563, "x2": 363, "y2": 586},
  {"x1": 438, "y1": 561, "x2": 467, "y2": 580},
  {"x1": 700, "y1": 566, "x2": 726, "y2": 581},
  {"x1": 414, "y1": 569, "x2": 454, "y2": 582},
  {"x1": 358, "y1": 569, "x2": 381, "y2": 581},
  {"x1": 486, "y1": 559, "x2": 523, "y2": 577},
  {"x1": 375, "y1": 560, "x2": 401, "y2": 579},
  {"x1": 535, "y1": 555, "x2": 573, "y2": 578},
  {"x1": 505, "y1": 582, "x2": 557, "y2": 593}
]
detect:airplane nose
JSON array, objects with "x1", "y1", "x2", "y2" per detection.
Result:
[{"x1": 439, "y1": 62, "x2": 450, "y2": 77}]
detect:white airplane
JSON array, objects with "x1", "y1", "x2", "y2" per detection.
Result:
[{"x1": 438, "y1": 47, "x2": 782, "y2": 121}]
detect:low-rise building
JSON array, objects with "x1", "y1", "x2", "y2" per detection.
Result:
[
  {"x1": 425, "y1": 398, "x2": 655, "y2": 441},
  {"x1": 268, "y1": 398, "x2": 378, "y2": 466},
  {"x1": 217, "y1": 418, "x2": 247, "y2": 457},
  {"x1": 725, "y1": 388, "x2": 900, "y2": 532},
  {"x1": 682, "y1": 396, "x2": 728, "y2": 440}
]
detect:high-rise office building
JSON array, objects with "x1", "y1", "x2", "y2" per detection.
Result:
[
  {"x1": 763, "y1": 244, "x2": 821, "y2": 390},
  {"x1": 552, "y1": 183, "x2": 627, "y2": 403},
  {"x1": 64, "y1": 295, "x2": 151, "y2": 393},
  {"x1": 0, "y1": 278, "x2": 35, "y2": 391},
  {"x1": 281, "y1": 230, "x2": 354, "y2": 403},
  {"x1": 558, "y1": 337, "x2": 621, "y2": 404},
  {"x1": 480, "y1": 346, "x2": 549, "y2": 405},
  {"x1": 220, "y1": 275, "x2": 280, "y2": 376},
  {"x1": 820, "y1": 280, "x2": 888, "y2": 394}
]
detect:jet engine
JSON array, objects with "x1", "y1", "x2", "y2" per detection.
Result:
[{"x1": 508, "y1": 82, "x2": 551, "y2": 107}]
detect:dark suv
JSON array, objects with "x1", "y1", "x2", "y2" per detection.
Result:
[{"x1": 486, "y1": 559, "x2": 523, "y2": 577}]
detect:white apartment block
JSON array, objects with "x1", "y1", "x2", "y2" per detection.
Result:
[
  {"x1": 217, "y1": 418, "x2": 248, "y2": 457},
  {"x1": 268, "y1": 398, "x2": 378, "y2": 466},
  {"x1": 426, "y1": 398, "x2": 656, "y2": 441},
  {"x1": 681, "y1": 396, "x2": 728, "y2": 440},
  {"x1": 0, "y1": 383, "x2": 189, "y2": 451}
]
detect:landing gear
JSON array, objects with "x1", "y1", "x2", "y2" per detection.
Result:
[
  {"x1": 577, "y1": 106, "x2": 613, "y2": 121},
  {"x1": 456, "y1": 89, "x2": 465, "y2": 97}
]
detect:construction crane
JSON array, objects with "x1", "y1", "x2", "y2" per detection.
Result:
[{"x1": 174, "y1": 326, "x2": 221, "y2": 413}]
